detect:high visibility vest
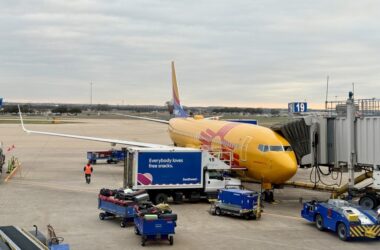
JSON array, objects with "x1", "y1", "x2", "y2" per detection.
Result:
[{"x1": 84, "y1": 165, "x2": 92, "y2": 174}]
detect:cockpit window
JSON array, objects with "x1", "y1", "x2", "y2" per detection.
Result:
[
  {"x1": 258, "y1": 144, "x2": 269, "y2": 152},
  {"x1": 269, "y1": 146, "x2": 284, "y2": 151},
  {"x1": 259, "y1": 145, "x2": 291, "y2": 152}
]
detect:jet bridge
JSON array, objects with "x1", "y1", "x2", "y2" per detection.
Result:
[{"x1": 273, "y1": 93, "x2": 380, "y2": 209}]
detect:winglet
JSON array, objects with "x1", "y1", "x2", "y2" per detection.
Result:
[{"x1": 18, "y1": 105, "x2": 28, "y2": 133}]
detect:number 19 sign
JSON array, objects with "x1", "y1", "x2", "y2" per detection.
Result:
[{"x1": 288, "y1": 102, "x2": 307, "y2": 113}]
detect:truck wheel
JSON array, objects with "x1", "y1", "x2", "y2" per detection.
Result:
[
  {"x1": 359, "y1": 195, "x2": 378, "y2": 210},
  {"x1": 315, "y1": 214, "x2": 324, "y2": 231},
  {"x1": 154, "y1": 193, "x2": 168, "y2": 204},
  {"x1": 244, "y1": 214, "x2": 251, "y2": 220},
  {"x1": 215, "y1": 207, "x2": 222, "y2": 216},
  {"x1": 337, "y1": 223, "x2": 348, "y2": 241},
  {"x1": 169, "y1": 236, "x2": 174, "y2": 245},
  {"x1": 99, "y1": 213, "x2": 106, "y2": 220}
]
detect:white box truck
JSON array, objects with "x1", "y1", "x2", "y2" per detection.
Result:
[{"x1": 125, "y1": 147, "x2": 241, "y2": 204}]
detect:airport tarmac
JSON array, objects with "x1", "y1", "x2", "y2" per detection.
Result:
[{"x1": 0, "y1": 118, "x2": 378, "y2": 250}]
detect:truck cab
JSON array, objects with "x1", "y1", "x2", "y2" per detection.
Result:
[{"x1": 204, "y1": 170, "x2": 240, "y2": 193}]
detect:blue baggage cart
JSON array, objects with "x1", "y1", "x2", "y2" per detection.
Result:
[
  {"x1": 87, "y1": 150, "x2": 126, "y2": 164},
  {"x1": 134, "y1": 215, "x2": 176, "y2": 246},
  {"x1": 98, "y1": 198, "x2": 135, "y2": 227}
]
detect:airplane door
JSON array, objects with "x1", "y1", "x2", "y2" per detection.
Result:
[{"x1": 239, "y1": 136, "x2": 252, "y2": 162}]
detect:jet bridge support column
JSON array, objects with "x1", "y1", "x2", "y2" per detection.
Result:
[
  {"x1": 123, "y1": 147, "x2": 133, "y2": 189},
  {"x1": 346, "y1": 92, "x2": 356, "y2": 196}
]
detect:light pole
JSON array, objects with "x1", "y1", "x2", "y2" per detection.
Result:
[{"x1": 90, "y1": 82, "x2": 93, "y2": 108}]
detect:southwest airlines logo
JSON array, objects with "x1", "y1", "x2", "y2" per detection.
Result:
[{"x1": 199, "y1": 123, "x2": 240, "y2": 166}]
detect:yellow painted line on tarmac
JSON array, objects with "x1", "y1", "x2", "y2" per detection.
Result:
[{"x1": 262, "y1": 212, "x2": 304, "y2": 221}]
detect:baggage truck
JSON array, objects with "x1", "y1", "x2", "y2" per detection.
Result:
[
  {"x1": 125, "y1": 147, "x2": 241, "y2": 204},
  {"x1": 301, "y1": 199, "x2": 380, "y2": 241},
  {"x1": 87, "y1": 149, "x2": 125, "y2": 164}
]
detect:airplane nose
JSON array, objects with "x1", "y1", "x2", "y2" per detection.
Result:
[{"x1": 270, "y1": 153, "x2": 298, "y2": 184}]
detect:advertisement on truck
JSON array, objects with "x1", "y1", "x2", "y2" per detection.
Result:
[{"x1": 137, "y1": 151, "x2": 202, "y2": 186}]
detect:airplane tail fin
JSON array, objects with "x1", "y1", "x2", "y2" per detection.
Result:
[{"x1": 171, "y1": 61, "x2": 188, "y2": 118}]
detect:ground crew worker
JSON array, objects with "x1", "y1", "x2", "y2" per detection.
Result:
[{"x1": 84, "y1": 163, "x2": 93, "y2": 184}]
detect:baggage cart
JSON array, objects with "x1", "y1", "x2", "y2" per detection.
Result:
[
  {"x1": 98, "y1": 198, "x2": 135, "y2": 227},
  {"x1": 87, "y1": 150, "x2": 125, "y2": 164},
  {"x1": 133, "y1": 215, "x2": 176, "y2": 246}
]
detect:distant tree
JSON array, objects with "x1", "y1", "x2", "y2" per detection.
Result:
[
  {"x1": 270, "y1": 109, "x2": 280, "y2": 115},
  {"x1": 95, "y1": 105, "x2": 111, "y2": 111},
  {"x1": 2, "y1": 104, "x2": 33, "y2": 113},
  {"x1": 211, "y1": 107, "x2": 263, "y2": 115},
  {"x1": 51, "y1": 106, "x2": 68, "y2": 114},
  {"x1": 68, "y1": 107, "x2": 82, "y2": 114},
  {"x1": 3, "y1": 105, "x2": 18, "y2": 113}
]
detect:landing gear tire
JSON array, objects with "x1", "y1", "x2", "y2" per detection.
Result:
[
  {"x1": 315, "y1": 214, "x2": 324, "y2": 231},
  {"x1": 337, "y1": 223, "x2": 348, "y2": 241},
  {"x1": 263, "y1": 190, "x2": 274, "y2": 202},
  {"x1": 359, "y1": 195, "x2": 378, "y2": 210}
]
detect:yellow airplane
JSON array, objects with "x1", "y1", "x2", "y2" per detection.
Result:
[
  {"x1": 168, "y1": 62, "x2": 297, "y2": 194},
  {"x1": 18, "y1": 62, "x2": 297, "y2": 200}
]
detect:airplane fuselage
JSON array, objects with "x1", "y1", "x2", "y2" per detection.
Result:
[{"x1": 168, "y1": 117, "x2": 297, "y2": 187}]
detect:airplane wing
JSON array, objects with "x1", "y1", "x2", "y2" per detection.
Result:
[
  {"x1": 113, "y1": 113, "x2": 170, "y2": 124},
  {"x1": 18, "y1": 107, "x2": 171, "y2": 148}
]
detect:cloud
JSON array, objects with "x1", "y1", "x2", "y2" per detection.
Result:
[{"x1": 0, "y1": 0, "x2": 380, "y2": 108}]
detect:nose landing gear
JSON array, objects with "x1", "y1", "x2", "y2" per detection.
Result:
[{"x1": 262, "y1": 190, "x2": 274, "y2": 202}]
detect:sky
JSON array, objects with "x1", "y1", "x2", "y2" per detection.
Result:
[{"x1": 1, "y1": 0, "x2": 380, "y2": 108}]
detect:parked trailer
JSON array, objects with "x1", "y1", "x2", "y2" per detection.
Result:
[
  {"x1": 301, "y1": 199, "x2": 380, "y2": 241},
  {"x1": 98, "y1": 189, "x2": 149, "y2": 227},
  {"x1": 125, "y1": 147, "x2": 241, "y2": 204},
  {"x1": 87, "y1": 149, "x2": 125, "y2": 164},
  {"x1": 98, "y1": 198, "x2": 135, "y2": 227}
]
